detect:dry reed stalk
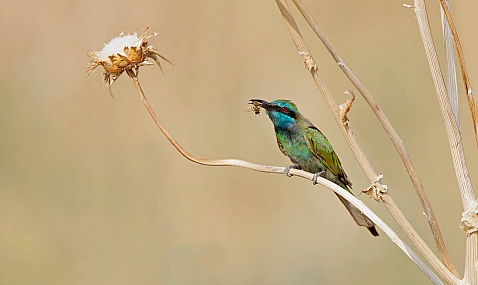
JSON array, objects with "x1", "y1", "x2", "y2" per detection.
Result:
[{"x1": 410, "y1": 1, "x2": 477, "y2": 284}]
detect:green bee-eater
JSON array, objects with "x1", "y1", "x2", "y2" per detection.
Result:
[{"x1": 249, "y1": 99, "x2": 378, "y2": 236}]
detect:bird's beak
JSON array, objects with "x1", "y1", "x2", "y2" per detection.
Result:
[{"x1": 248, "y1": 99, "x2": 272, "y2": 110}]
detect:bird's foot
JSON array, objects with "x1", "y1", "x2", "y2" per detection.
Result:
[
  {"x1": 312, "y1": 170, "x2": 326, "y2": 185},
  {"x1": 284, "y1": 165, "x2": 299, "y2": 177}
]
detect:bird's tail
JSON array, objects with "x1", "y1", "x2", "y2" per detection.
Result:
[{"x1": 334, "y1": 193, "x2": 379, "y2": 237}]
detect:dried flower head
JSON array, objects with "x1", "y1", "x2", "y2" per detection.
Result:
[{"x1": 87, "y1": 27, "x2": 172, "y2": 98}]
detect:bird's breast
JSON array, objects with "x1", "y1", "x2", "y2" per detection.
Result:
[{"x1": 275, "y1": 128, "x2": 324, "y2": 174}]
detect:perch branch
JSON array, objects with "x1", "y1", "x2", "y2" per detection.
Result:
[{"x1": 130, "y1": 73, "x2": 441, "y2": 284}]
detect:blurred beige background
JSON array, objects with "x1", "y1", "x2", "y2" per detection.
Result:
[{"x1": 1, "y1": 0, "x2": 478, "y2": 284}]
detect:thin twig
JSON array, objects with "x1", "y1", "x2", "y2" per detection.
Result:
[
  {"x1": 130, "y1": 73, "x2": 442, "y2": 284},
  {"x1": 288, "y1": 0, "x2": 458, "y2": 277}
]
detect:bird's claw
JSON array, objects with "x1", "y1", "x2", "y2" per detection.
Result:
[
  {"x1": 284, "y1": 165, "x2": 297, "y2": 177},
  {"x1": 312, "y1": 171, "x2": 326, "y2": 185}
]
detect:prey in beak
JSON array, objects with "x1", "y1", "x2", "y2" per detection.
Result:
[{"x1": 246, "y1": 99, "x2": 267, "y2": 115}]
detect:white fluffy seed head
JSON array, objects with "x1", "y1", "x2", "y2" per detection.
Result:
[{"x1": 97, "y1": 33, "x2": 140, "y2": 61}]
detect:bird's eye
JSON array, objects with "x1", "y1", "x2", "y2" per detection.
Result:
[{"x1": 281, "y1": 107, "x2": 288, "y2": 113}]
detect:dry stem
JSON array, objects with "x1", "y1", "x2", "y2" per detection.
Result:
[
  {"x1": 410, "y1": 1, "x2": 477, "y2": 284},
  {"x1": 129, "y1": 74, "x2": 441, "y2": 283}
]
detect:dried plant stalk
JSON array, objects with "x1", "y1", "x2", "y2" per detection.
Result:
[
  {"x1": 411, "y1": 1, "x2": 477, "y2": 284},
  {"x1": 129, "y1": 73, "x2": 441, "y2": 284}
]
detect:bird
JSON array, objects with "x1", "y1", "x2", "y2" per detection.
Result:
[{"x1": 249, "y1": 99, "x2": 378, "y2": 236}]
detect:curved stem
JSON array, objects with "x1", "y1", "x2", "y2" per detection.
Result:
[
  {"x1": 131, "y1": 76, "x2": 260, "y2": 168},
  {"x1": 130, "y1": 74, "x2": 441, "y2": 284}
]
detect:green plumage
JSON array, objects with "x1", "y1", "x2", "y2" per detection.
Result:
[{"x1": 250, "y1": 99, "x2": 378, "y2": 236}]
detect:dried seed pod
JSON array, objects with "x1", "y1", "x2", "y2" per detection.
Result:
[{"x1": 87, "y1": 27, "x2": 172, "y2": 98}]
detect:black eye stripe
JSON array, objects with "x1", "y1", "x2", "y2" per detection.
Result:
[{"x1": 272, "y1": 105, "x2": 297, "y2": 119}]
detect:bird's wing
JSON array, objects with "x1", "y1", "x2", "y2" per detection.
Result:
[{"x1": 304, "y1": 126, "x2": 350, "y2": 186}]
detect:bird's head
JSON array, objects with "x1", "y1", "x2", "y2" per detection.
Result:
[{"x1": 248, "y1": 99, "x2": 299, "y2": 129}]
